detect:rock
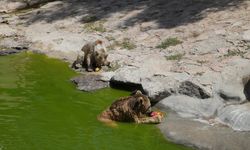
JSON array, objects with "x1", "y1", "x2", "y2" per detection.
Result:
[
  {"x1": 191, "y1": 35, "x2": 231, "y2": 55},
  {"x1": 214, "y1": 59, "x2": 250, "y2": 104},
  {"x1": 7, "y1": 2, "x2": 27, "y2": 12},
  {"x1": 243, "y1": 30, "x2": 250, "y2": 42},
  {"x1": 0, "y1": 24, "x2": 16, "y2": 37},
  {"x1": 216, "y1": 84, "x2": 244, "y2": 102},
  {"x1": 27, "y1": 0, "x2": 50, "y2": 6},
  {"x1": 100, "y1": 71, "x2": 115, "y2": 82},
  {"x1": 218, "y1": 103, "x2": 250, "y2": 131},
  {"x1": 156, "y1": 95, "x2": 222, "y2": 118},
  {"x1": 157, "y1": 112, "x2": 250, "y2": 150},
  {"x1": 141, "y1": 76, "x2": 174, "y2": 103},
  {"x1": 244, "y1": 78, "x2": 250, "y2": 100},
  {"x1": 110, "y1": 66, "x2": 142, "y2": 85},
  {"x1": 110, "y1": 54, "x2": 174, "y2": 94},
  {"x1": 0, "y1": 46, "x2": 28, "y2": 56},
  {"x1": 141, "y1": 73, "x2": 190, "y2": 103},
  {"x1": 0, "y1": 49, "x2": 23, "y2": 56},
  {"x1": 71, "y1": 74, "x2": 109, "y2": 92},
  {"x1": 178, "y1": 81, "x2": 211, "y2": 99}
]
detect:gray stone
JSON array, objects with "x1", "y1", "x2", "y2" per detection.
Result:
[
  {"x1": 7, "y1": 2, "x2": 27, "y2": 12},
  {"x1": 214, "y1": 59, "x2": 250, "y2": 104},
  {"x1": 141, "y1": 76, "x2": 174, "y2": 103},
  {"x1": 100, "y1": 71, "x2": 115, "y2": 82},
  {"x1": 141, "y1": 72, "x2": 190, "y2": 103},
  {"x1": 156, "y1": 95, "x2": 222, "y2": 118},
  {"x1": 157, "y1": 112, "x2": 250, "y2": 150},
  {"x1": 111, "y1": 66, "x2": 142, "y2": 85},
  {"x1": 178, "y1": 81, "x2": 211, "y2": 99},
  {"x1": 0, "y1": 48, "x2": 24, "y2": 56},
  {"x1": 71, "y1": 74, "x2": 109, "y2": 92},
  {"x1": 216, "y1": 84, "x2": 244, "y2": 102},
  {"x1": 218, "y1": 103, "x2": 250, "y2": 131}
]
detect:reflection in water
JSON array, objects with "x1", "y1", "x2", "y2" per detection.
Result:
[{"x1": 0, "y1": 53, "x2": 190, "y2": 150}]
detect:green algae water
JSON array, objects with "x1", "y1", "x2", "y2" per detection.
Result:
[{"x1": 0, "y1": 52, "x2": 190, "y2": 150}]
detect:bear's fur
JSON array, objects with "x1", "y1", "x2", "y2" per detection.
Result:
[
  {"x1": 98, "y1": 90, "x2": 163, "y2": 124},
  {"x1": 72, "y1": 40, "x2": 110, "y2": 71}
]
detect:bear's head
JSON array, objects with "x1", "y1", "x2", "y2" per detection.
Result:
[
  {"x1": 130, "y1": 90, "x2": 152, "y2": 115},
  {"x1": 94, "y1": 40, "x2": 110, "y2": 67}
]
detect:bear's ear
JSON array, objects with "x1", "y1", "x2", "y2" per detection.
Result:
[{"x1": 130, "y1": 90, "x2": 142, "y2": 96}]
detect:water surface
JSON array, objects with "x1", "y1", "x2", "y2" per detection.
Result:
[{"x1": 0, "y1": 52, "x2": 190, "y2": 150}]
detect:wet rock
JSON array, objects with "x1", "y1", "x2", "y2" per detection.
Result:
[
  {"x1": 178, "y1": 81, "x2": 211, "y2": 99},
  {"x1": 218, "y1": 103, "x2": 250, "y2": 131},
  {"x1": 71, "y1": 74, "x2": 109, "y2": 92},
  {"x1": 0, "y1": 49, "x2": 21, "y2": 56},
  {"x1": 0, "y1": 47, "x2": 27, "y2": 56},
  {"x1": 156, "y1": 95, "x2": 222, "y2": 118},
  {"x1": 141, "y1": 73, "x2": 190, "y2": 103},
  {"x1": 157, "y1": 112, "x2": 250, "y2": 150}
]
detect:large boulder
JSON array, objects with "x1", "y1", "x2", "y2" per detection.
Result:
[
  {"x1": 214, "y1": 58, "x2": 250, "y2": 104},
  {"x1": 141, "y1": 73, "x2": 190, "y2": 103},
  {"x1": 71, "y1": 74, "x2": 109, "y2": 92},
  {"x1": 218, "y1": 103, "x2": 250, "y2": 131},
  {"x1": 156, "y1": 95, "x2": 222, "y2": 119},
  {"x1": 157, "y1": 112, "x2": 250, "y2": 150}
]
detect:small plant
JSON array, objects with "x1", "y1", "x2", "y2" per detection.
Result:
[
  {"x1": 107, "y1": 40, "x2": 121, "y2": 51},
  {"x1": 197, "y1": 60, "x2": 208, "y2": 65},
  {"x1": 106, "y1": 38, "x2": 136, "y2": 50},
  {"x1": 84, "y1": 21, "x2": 106, "y2": 33},
  {"x1": 223, "y1": 50, "x2": 246, "y2": 58},
  {"x1": 0, "y1": 46, "x2": 7, "y2": 50},
  {"x1": 191, "y1": 31, "x2": 200, "y2": 38},
  {"x1": 105, "y1": 36, "x2": 115, "y2": 41},
  {"x1": 107, "y1": 61, "x2": 121, "y2": 71},
  {"x1": 156, "y1": 37, "x2": 182, "y2": 49},
  {"x1": 82, "y1": 15, "x2": 98, "y2": 23},
  {"x1": 195, "y1": 72, "x2": 204, "y2": 76},
  {"x1": 165, "y1": 53, "x2": 184, "y2": 61},
  {"x1": 121, "y1": 38, "x2": 136, "y2": 50}
]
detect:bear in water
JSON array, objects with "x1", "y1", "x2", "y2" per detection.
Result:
[{"x1": 98, "y1": 90, "x2": 164, "y2": 124}]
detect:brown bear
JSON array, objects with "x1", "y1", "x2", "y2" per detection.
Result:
[
  {"x1": 98, "y1": 90, "x2": 164, "y2": 124},
  {"x1": 72, "y1": 40, "x2": 110, "y2": 72}
]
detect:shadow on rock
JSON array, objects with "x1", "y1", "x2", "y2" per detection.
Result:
[{"x1": 19, "y1": 0, "x2": 245, "y2": 29}]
